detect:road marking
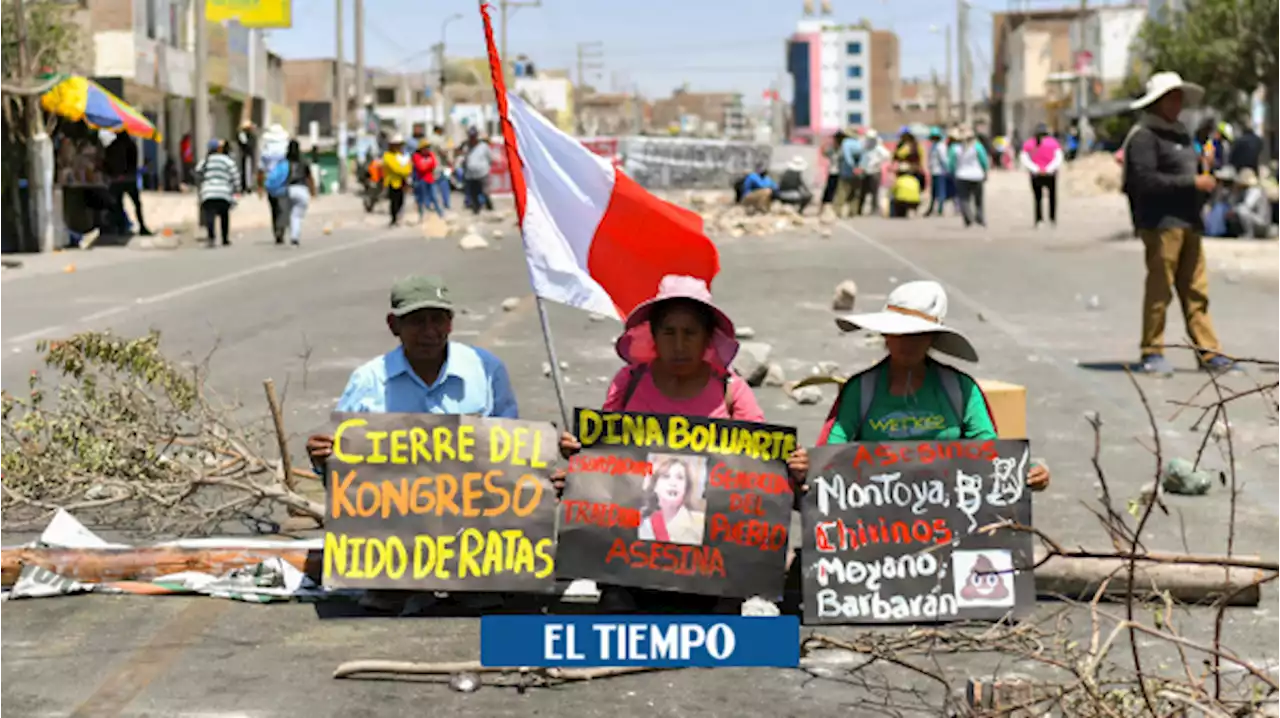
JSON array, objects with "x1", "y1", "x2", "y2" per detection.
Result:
[
  {"x1": 835, "y1": 222, "x2": 1142, "y2": 423},
  {"x1": 5, "y1": 231, "x2": 401, "y2": 348},
  {"x1": 68, "y1": 599, "x2": 230, "y2": 717}
]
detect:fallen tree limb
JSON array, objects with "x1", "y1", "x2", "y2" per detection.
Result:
[
  {"x1": 1034, "y1": 548, "x2": 1271, "y2": 606},
  {"x1": 0, "y1": 546, "x2": 319, "y2": 586},
  {"x1": 332, "y1": 658, "x2": 662, "y2": 682}
]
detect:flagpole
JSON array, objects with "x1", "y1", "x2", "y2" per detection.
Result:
[
  {"x1": 535, "y1": 297, "x2": 572, "y2": 432},
  {"x1": 479, "y1": 1, "x2": 573, "y2": 432}
]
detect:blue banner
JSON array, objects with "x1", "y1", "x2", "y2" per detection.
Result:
[{"x1": 480, "y1": 615, "x2": 799, "y2": 668}]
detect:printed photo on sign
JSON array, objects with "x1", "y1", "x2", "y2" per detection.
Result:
[
  {"x1": 638, "y1": 453, "x2": 708, "y2": 546},
  {"x1": 322, "y1": 413, "x2": 560, "y2": 593},
  {"x1": 952, "y1": 550, "x2": 1016, "y2": 608},
  {"x1": 800, "y1": 439, "x2": 1035, "y2": 625},
  {"x1": 556, "y1": 408, "x2": 798, "y2": 598}
]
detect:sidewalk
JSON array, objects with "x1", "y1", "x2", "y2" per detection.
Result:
[{"x1": 131, "y1": 190, "x2": 366, "y2": 240}]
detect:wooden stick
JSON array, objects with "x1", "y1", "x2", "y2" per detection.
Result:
[
  {"x1": 332, "y1": 659, "x2": 662, "y2": 681},
  {"x1": 262, "y1": 379, "x2": 297, "y2": 495}
]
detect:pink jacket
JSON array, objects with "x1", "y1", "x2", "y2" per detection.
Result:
[{"x1": 1021, "y1": 136, "x2": 1062, "y2": 174}]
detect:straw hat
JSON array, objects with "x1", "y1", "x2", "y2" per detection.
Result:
[
  {"x1": 1235, "y1": 168, "x2": 1259, "y2": 187},
  {"x1": 835, "y1": 280, "x2": 978, "y2": 362},
  {"x1": 1131, "y1": 71, "x2": 1205, "y2": 110}
]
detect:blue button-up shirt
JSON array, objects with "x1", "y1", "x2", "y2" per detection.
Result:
[{"x1": 335, "y1": 342, "x2": 519, "y2": 418}]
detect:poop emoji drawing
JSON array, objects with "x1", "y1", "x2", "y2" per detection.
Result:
[{"x1": 959, "y1": 554, "x2": 1009, "y2": 601}]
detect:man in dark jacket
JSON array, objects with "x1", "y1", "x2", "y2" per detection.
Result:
[
  {"x1": 1227, "y1": 125, "x2": 1264, "y2": 173},
  {"x1": 1124, "y1": 72, "x2": 1232, "y2": 375},
  {"x1": 103, "y1": 134, "x2": 152, "y2": 236}
]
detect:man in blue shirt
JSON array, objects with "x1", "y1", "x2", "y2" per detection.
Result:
[
  {"x1": 740, "y1": 165, "x2": 779, "y2": 214},
  {"x1": 305, "y1": 275, "x2": 519, "y2": 614}
]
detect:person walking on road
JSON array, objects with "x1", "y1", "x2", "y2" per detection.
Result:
[
  {"x1": 411, "y1": 141, "x2": 443, "y2": 220},
  {"x1": 1123, "y1": 71, "x2": 1233, "y2": 375},
  {"x1": 819, "y1": 129, "x2": 845, "y2": 216},
  {"x1": 1020, "y1": 123, "x2": 1064, "y2": 228},
  {"x1": 924, "y1": 127, "x2": 953, "y2": 217},
  {"x1": 237, "y1": 120, "x2": 257, "y2": 193},
  {"x1": 858, "y1": 130, "x2": 892, "y2": 216},
  {"x1": 381, "y1": 134, "x2": 413, "y2": 227},
  {"x1": 103, "y1": 133, "x2": 153, "y2": 236},
  {"x1": 949, "y1": 126, "x2": 990, "y2": 227},
  {"x1": 258, "y1": 123, "x2": 291, "y2": 244},
  {"x1": 194, "y1": 139, "x2": 240, "y2": 248},
  {"x1": 283, "y1": 140, "x2": 316, "y2": 246},
  {"x1": 834, "y1": 126, "x2": 863, "y2": 218},
  {"x1": 461, "y1": 127, "x2": 492, "y2": 215}
]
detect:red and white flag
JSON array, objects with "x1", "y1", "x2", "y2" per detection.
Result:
[{"x1": 480, "y1": 3, "x2": 719, "y2": 320}]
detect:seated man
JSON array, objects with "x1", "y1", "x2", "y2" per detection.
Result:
[
  {"x1": 774, "y1": 157, "x2": 814, "y2": 215},
  {"x1": 306, "y1": 275, "x2": 519, "y2": 614},
  {"x1": 740, "y1": 165, "x2": 779, "y2": 215},
  {"x1": 1227, "y1": 168, "x2": 1274, "y2": 239}
]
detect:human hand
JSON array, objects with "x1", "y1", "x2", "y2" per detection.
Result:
[
  {"x1": 1027, "y1": 463, "x2": 1051, "y2": 492},
  {"x1": 1194, "y1": 174, "x2": 1217, "y2": 193},
  {"x1": 551, "y1": 467, "x2": 567, "y2": 498},
  {"x1": 306, "y1": 434, "x2": 334, "y2": 464},
  {"x1": 787, "y1": 447, "x2": 810, "y2": 493},
  {"x1": 559, "y1": 431, "x2": 581, "y2": 459}
]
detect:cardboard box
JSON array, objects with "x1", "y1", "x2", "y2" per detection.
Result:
[{"x1": 977, "y1": 379, "x2": 1027, "y2": 439}]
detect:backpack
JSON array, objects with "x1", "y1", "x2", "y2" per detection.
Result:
[
  {"x1": 815, "y1": 358, "x2": 997, "y2": 444},
  {"x1": 265, "y1": 160, "x2": 290, "y2": 197},
  {"x1": 619, "y1": 364, "x2": 737, "y2": 417}
]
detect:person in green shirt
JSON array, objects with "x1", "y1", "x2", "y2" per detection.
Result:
[{"x1": 786, "y1": 280, "x2": 1050, "y2": 490}]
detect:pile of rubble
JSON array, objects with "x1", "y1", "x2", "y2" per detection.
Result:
[
  {"x1": 676, "y1": 190, "x2": 837, "y2": 239},
  {"x1": 1059, "y1": 152, "x2": 1124, "y2": 197}
]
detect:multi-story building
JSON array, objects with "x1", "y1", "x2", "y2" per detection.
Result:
[
  {"x1": 1069, "y1": 5, "x2": 1146, "y2": 98},
  {"x1": 990, "y1": 7, "x2": 1085, "y2": 138},
  {"x1": 786, "y1": 20, "x2": 898, "y2": 141}
]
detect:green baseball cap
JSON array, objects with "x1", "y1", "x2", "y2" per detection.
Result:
[{"x1": 389, "y1": 275, "x2": 454, "y2": 317}]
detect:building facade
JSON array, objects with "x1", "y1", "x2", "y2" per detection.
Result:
[
  {"x1": 990, "y1": 9, "x2": 1082, "y2": 138},
  {"x1": 786, "y1": 20, "x2": 898, "y2": 140}
]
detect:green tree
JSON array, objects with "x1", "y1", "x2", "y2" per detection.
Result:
[{"x1": 1137, "y1": 0, "x2": 1279, "y2": 123}]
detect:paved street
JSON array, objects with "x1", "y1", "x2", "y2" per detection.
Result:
[{"x1": 3, "y1": 175, "x2": 1277, "y2": 715}]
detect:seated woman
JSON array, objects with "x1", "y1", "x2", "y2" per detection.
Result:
[
  {"x1": 558, "y1": 274, "x2": 803, "y2": 611},
  {"x1": 790, "y1": 280, "x2": 1049, "y2": 490}
]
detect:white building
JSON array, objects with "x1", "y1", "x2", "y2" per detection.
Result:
[
  {"x1": 788, "y1": 20, "x2": 877, "y2": 137},
  {"x1": 1070, "y1": 5, "x2": 1146, "y2": 89}
]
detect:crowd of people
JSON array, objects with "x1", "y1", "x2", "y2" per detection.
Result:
[{"x1": 358, "y1": 124, "x2": 496, "y2": 227}]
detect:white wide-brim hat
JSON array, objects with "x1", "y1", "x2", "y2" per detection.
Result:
[
  {"x1": 1131, "y1": 71, "x2": 1204, "y2": 110},
  {"x1": 787, "y1": 156, "x2": 808, "y2": 172},
  {"x1": 835, "y1": 280, "x2": 979, "y2": 362}
]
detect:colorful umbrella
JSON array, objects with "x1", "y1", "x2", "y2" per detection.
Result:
[{"x1": 40, "y1": 75, "x2": 161, "y2": 141}]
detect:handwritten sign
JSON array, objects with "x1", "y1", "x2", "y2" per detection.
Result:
[
  {"x1": 322, "y1": 413, "x2": 559, "y2": 592},
  {"x1": 801, "y1": 440, "x2": 1034, "y2": 625},
  {"x1": 556, "y1": 409, "x2": 798, "y2": 598}
]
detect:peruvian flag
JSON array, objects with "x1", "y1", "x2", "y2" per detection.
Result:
[{"x1": 479, "y1": 4, "x2": 719, "y2": 320}]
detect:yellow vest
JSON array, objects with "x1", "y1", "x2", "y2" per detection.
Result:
[
  {"x1": 893, "y1": 173, "x2": 921, "y2": 204},
  {"x1": 381, "y1": 152, "x2": 412, "y2": 189}
]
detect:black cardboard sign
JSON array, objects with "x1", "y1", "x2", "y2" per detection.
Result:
[
  {"x1": 801, "y1": 440, "x2": 1035, "y2": 624},
  {"x1": 322, "y1": 412, "x2": 559, "y2": 593},
  {"x1": 556, "y1": 408, "x2": 798, "y2": 598}
]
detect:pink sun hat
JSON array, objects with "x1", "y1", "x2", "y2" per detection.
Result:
[{"x1": 614, "y1": 275, "x2": 739, "y2": 370}]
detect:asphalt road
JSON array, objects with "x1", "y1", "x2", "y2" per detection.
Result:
[{"x1": 2, "y1": 180, "x2": 1277, "y2": 716}]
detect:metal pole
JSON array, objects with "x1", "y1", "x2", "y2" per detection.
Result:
[
  {"x1": 335, "y1": 0, "x2": 348, "y2": 193},
  {"x1": 354, "y1": 0, "x2": 365, "y2": 144},
  {"x1": 14, "y1": 0, "x2": 53, "y2": 252},
  {"x1": 535, "y1": 296, "x2": 572, "y2": 432},
  {"x1": 957, "y1": 0, "x2": 969, "y2": 123},
  {"x1": 944, "y1": 25, "x2": 953, "y2": 124}
]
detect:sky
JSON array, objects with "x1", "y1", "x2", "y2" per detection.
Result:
[{"x1": 264, "y1": 0, "x2": 1093, "y2": 107}]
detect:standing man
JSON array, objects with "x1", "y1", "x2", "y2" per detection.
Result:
[
  {"x1": 381, "y1": 134, "x2": 413, "y2": 227},
  {"x1": 258, "y1": 123, "x2": 291, "y2": 244},
  {"x1": 237, "y1": 121, "x2": 258, "y2": 193},
  {"x1": 834, "y1": 125, "x2": 863, "y2": 218},
  {"x1": 1124, "y1": 72, "x2": 1233, "y2": 375},
  {"x1": 461, "y1": 126, "x2": 492, "y2": 215},
  {"x1": 305, "y1": 275, "x2": 519, "y2": 614},
  {"x1": 103, "y1": 134, "x2": 153, "y2": 236}
]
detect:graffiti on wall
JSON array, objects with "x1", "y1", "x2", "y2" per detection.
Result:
[{"x1": 618, "y1": 137, "x2": 773, "y2": 190}]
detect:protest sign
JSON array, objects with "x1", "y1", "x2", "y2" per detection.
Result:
[
  {"x1": 556, "y1": 408, "x2": 798, "y2": 597},
  {"x1": 322, "y1": 413, "x2": 559, "y2": 592},
  {"x1": 801, "y1": 440, "x2": 1034, "y2": 625}
]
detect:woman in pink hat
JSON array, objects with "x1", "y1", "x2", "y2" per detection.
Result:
[{"x1": 557, "y1": 274, "x2": 807, "y2": 611}]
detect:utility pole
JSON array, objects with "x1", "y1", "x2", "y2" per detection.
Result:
[
  {"x1": 499, "y1": 0, "x2": 541, "y2": 86},
  {"x1": 354, "y1": 0, "x2": 365, "y2": 145},
  {"x1": 957, "y1": 0, "x2": 970, "y2": 124},
  {"x1": 632, "y1": 83, "x2": 644, "y2": 135},
  {"x1": 574, "y1": 42, "x2": 604, "y2": 135},
  {"x1": 13, "y1": 0, "x2": 55, "y2": 252},
  {"x1": 438, "y1": 13, "x2": 462, "y2": 141},
  {"x1": 1076, "y1": 0, "x2": 1092, "y2": 145},
  {"x1": 944, "y1": 24, "x2": 953, "y2": 124},
  {"x1": 194, "y1": 0, "x2": 210, "y2": 212},
  {"x1": 335, "y1": 0, "x2": 348, "y2": 192}
]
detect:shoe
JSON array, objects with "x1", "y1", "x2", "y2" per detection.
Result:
[
  {"x1": 1140, "y1": 353, "x2": 1174, "y2": 376},
  {"x1": 1201, "y1": 355, "x2": 1236, "y2": 373},
  {"x1": 139, "y1": 228, "x2": 154, "y2": 237},
  {"x1": 290, "y1": 239, "x2": 300, "y2": 246}
]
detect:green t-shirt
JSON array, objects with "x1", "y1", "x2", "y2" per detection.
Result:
[{"x1": 826, "y1": 363, "x2": 998, "y2": 443}]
